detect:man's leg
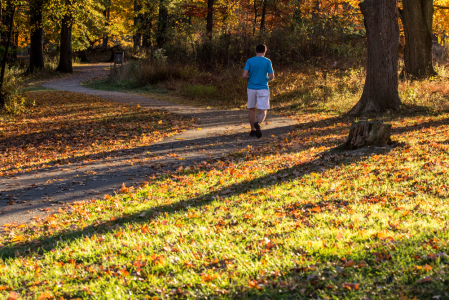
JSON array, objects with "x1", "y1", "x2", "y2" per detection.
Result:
[
  {"x1": 258, "y1": 109, "x2": 267, "y2": 124},
  {"x1": 249, "y1": 108, "x2": 257, "y2": 130}
]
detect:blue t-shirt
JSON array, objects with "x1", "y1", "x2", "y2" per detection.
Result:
[{"x1": 244, "y1": 56, "x2": 274, "y2": 90}]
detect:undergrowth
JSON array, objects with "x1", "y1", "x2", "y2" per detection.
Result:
[{"x1": 91, "y1": 62, "x2": 449, "y2": 114}]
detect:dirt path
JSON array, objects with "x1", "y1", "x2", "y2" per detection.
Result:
[{"x1": 0, "y1": 64, "x2": 296, "y2": 226}]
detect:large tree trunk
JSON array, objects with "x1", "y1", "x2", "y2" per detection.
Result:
[
  {"x1": 400, "y1": 0, "x2": 437, "y2": 79},
  {"x1": 27, "y1": 0, "x2": 45, "y2": 73},
  {"x1": 156, "y1": 0, "x2": 168, "y2": 48},
  {"x1": 0, "y1": 2, "x2": 15, "y2": 109},
  {"x1": 206, "y1": 0, "x2": 214, "y2": 41},
  {"x1": 349, "y1": 0, "x2": 401, "y2": 117},
  {"x1": 56, "y1": 12, "x2": 73, "y2": 73}
]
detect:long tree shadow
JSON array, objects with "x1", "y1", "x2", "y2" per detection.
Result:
[{"x1": 0, "y1": 137, "x2": 395, "y2": 258}]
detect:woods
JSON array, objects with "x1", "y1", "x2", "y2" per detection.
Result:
[
  {"x1": 1, "y1": 1, "x2": 449, "y2": 299},
  {"x1": 0, "y1": 0, "x2": 447, "y2": 114}
]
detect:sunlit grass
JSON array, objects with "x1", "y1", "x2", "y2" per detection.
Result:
[{"x1": 1, "y1": 97, "x2": 449, "y2": 298}]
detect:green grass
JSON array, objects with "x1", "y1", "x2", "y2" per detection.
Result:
[{"x1": 2, "y1": 105, "x2": 449, "y2": 298}]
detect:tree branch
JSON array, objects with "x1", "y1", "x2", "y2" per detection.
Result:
[{"x1": 434, "y1": 5, "x2": 449, "y2": 9}]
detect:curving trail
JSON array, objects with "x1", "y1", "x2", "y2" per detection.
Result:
[{"x1": 0, "y1": 64, "x2": 296, "y2": 226}]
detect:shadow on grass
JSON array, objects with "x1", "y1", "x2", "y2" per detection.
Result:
[{"x1": 0, "y1": 135, "x2": 396, "y2": 258}]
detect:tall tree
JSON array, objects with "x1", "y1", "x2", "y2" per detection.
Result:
[
  {"x1": 206, "y1": 0, "x2": 214, "y2": 40},
  {"x1": 0, "y1": 1, "x2": 15, "y2": 109},
  {"x1": 56, "y1": 1, "x2": 73, "y2": 73},
  {"x1": 260, "y1": 0, "x2": 267, "y2": 31},
  {"x1": 133, "y1": 0, "x2": 142, "y2": 49},
  {"x1": 27, "y1": 0, "x2": 45, "y2": 73},
  {"x1": 349, "y1": 0, "x2": 401, "y2": 116},
  {"x1": 156, "y1": 0, "x2": 168, "y2": 48},
  {"x1": 102, "y1": 0, "x2": 111, "y2": 48},
  {"x1": 399, "y1": 0, "x2": 437, "y2": 79}
]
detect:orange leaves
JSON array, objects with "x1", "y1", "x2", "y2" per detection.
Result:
[
  {"x1": 342, "y1": 283, "x2": 359, "y2": 290},
  {"x1": 120, "y1": 183, "x2": 129, "y2": 193},
  {"x1": 311, "y1": 206, "x2": 321, "y2": 213},
  {"x1": 37, "y1": 290, "x2": 55, "y2": 300},
  {"x1": 149, "y1": 254, "x2": 165, "y2": 266},
  {"x1": 183, "y1": 260, "x2": 195, "y2": 269},
  {"x1": 336, "y1": 231, "x2": 343, "y2": 240},
  {"x1": 0, "y1": 91, "x2": 193, "y2": 177},
  {"x1": 7, "y1": 292, "x2": 19, "y2": 300},
  {"x1": 201, "y1": 273, "x2": 219, "y2": 283},
  {"x1": 248, "y1": 280, "x2": 263, "y2": 290}
]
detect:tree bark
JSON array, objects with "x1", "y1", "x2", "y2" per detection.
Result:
[
  {"x1": 102, "y1": 4, "x2": 110, "y2": 48},
  {"x1": 340, "y1": 122, "x2": 392, "y2": 151},
  {"x1": 156, "y1": 0, "x2": 168, "y2": 48},
  {"x1": 56, "y1": 10, "x2": 73, "y2": 73},
  {"x1": 400, "y1": 0, "x2": 437, "y2": 79},
  {"x1": 206, "y1": 0, "x2": 214, "y2": 41},
  {"x1": 260, "y1": 0, "x2": 267, "y2": 31},
  {"x1": 133, "y1": 1, "x2": 142, "y2": 50},
  {"x1": 349, "y1": 0, "x2": 401, "y2": 116},
  {"x1": 27, "y1": 0, "x2": 45, "y2": 73},
  {"x1": 0, "y1": 3, "x2": 15, "y2": 109},
  {"x1": 142, "y1": 12, "x2": 152, "y2": 48}
]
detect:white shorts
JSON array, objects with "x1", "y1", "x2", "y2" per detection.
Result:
[{"x1": 247, "y1": 89, "x2": 270, "y2": 110}]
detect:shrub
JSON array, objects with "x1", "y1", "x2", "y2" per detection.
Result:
[
  {"x1": 108, "y1": 61, "x2": 190, "y2": 88},
  {"x1": 185, "y1": 84, "x2": 217, "y2": 99},
  {"x1": 0, "y1": 67, "x2": 29, "y2": 114}
]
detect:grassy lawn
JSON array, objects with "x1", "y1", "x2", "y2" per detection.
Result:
[
  {"x1": 0, "y1": 91, "x2": 193, "y2": 177},
  {"x1": 1, "y1": 93, "x2": 449, "y2": 298}
]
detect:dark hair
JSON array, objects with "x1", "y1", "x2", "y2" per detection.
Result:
[{"x1": 256, "y1": 44, "x2": 267, "y2": 53}]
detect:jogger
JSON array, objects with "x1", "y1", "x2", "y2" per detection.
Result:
[{"x1": 242, "y1": 44, "x2": 275, "y2": 138}]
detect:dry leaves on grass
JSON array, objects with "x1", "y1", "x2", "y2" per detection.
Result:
[{"x1": 0, "y1": 91, "x2": 193, "y2": 177}]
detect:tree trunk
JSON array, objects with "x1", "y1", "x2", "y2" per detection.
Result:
[
  {"x1": 142, "y1": 12, "x2": 152, "y2": 48},
  {"x1": 253, "y1": 0, "x2": 257, "y2": 35},
  {"x1": 133, "y1": 1, "x2": 142, "y2": 50},
  {"x1": 157, "y1": 0, "x2": 168, "y2": 48},
  {"x1": 0, "y1": 3, "x2": 15, "y2": 109},
  {"x1": 56, "y1": 12, "x2": 73, "y2": 73},
  {"x1": 102, "y1": 6, "x2": 110, "y2": 48},
  {"x1": 339, "y1": 122, "x2": 392, "y2": 151},
  {"x1": 260, "y1": 0, "x2": 267, "y2": 31},
  {"x1": 400, "y1": 0, "x2": 437, "y2": 78},
  {"x1": 349, "y1": 0, "x2": 401, "y2": 116},
  {"x1": 206, "y1": 0, "x2": 214, "y2": 41},
  {"x1": 27, "y1": 0, "x2": 45, "y2": 73}
]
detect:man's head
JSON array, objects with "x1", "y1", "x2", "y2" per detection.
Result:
[{"x1": 256, "y1": 44, "x2": 267, "y2": 55}]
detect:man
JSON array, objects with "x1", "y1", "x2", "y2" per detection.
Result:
[{"x1": 242, "y1": 44, "x2": 275, "y2": 138}]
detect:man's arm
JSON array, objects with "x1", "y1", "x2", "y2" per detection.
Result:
[
  {"x1": 268, "y1": 72, "x2": 275, "y2": 81},
  {"x1": 242, "y1": 70, "x2": 249, "y2": 79}
]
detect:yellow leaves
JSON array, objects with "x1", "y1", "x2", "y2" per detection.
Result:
[
  {"x1": 415, "y1": 264, "x2": 432, "y2": 271},
  {"x1": 10, "y1": 235, "x2": 26, "y2": 243}
]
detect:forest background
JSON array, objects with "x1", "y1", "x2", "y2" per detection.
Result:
[{"x1": 0, "y1": 0, "x2": 448, "y2": 115}]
